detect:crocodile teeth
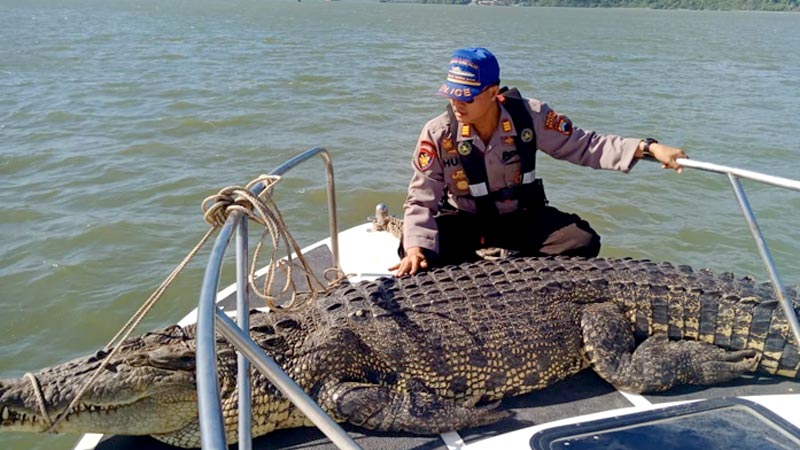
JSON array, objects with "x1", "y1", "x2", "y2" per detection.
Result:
[{"x1": 2, "y1": 407, "x2": 8, "y2": 420}]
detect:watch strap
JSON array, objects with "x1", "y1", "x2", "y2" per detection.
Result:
[{"x1": 642, "y1": 138, "x2": 658, "y2": 159}]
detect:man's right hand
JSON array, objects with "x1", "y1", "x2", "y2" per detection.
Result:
[{"x1": 389, "y1": 246, "x2": 428, "y2": 277}]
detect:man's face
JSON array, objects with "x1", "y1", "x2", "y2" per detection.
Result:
[{"x1": 449, "y1": 85, "x2": 498, "y2": 125}]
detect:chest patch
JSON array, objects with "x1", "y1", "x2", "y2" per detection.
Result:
[
  {"x1": 442, "y1": 138, "x2": 456, "y2": 154},
  {"x1": 451, "y1": 170, "x2": 469, "y2": 192}
]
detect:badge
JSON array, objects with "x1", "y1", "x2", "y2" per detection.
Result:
[
  {"x1": 442, "y1": 138, "x2": 455, "y2": 154},
  {"x1": 457, "y1": 141, "x2": 472, "y2": 156},
  {"x1": 415, "y1": 147, "x2": 436, "y2": 172},
  {"x1": 452, "y1": 170, "x2": 469, "y2": 193},
  {"x1": 460, "y1": 124, "x2": 471, "y2": 138},
  {"x1": 521, "y1": 128, "x2": 534, "y2": 143},
  {"x1": 501, "y1": 119, "x2": 512, "y2": 133},
  {"x1": 503, "y1": 136, "x2": 515, "y2": 145}
]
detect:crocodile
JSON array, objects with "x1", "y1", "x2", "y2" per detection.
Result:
[{"x1": 1, "y1": 256, "x2": 799, "y2": 447}]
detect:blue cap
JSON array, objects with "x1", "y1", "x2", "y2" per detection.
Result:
[{"x1": 436, "y1": 47, "x2": 500, "y2": 102}]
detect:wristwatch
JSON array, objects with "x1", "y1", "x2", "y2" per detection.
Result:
[{"x1": 641, "y1": 138, "x2": 658, "y2": 159}]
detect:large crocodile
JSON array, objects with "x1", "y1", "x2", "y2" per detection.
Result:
[{"x1": 1, "y1": 256, "x2": 799, "y2": 447}]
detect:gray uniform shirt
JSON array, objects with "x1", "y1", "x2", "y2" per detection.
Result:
[{"x1": 402, "y1": 97, "x2": 640, "y2": 253}]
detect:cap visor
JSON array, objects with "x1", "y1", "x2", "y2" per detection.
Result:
[{"x1": 435, "y1": 82, "x2": 481, "y2": 102}]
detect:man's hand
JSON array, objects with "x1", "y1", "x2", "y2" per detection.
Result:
[
  {"x1": 389, "y1": 247, "x2": 428, "y2": 277},
  {"x1": 650, "y1": 143, "x2": 688, "y2": 174}
]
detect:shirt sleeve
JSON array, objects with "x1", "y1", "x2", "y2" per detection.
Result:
[
  {"x1": 529, "y1": 99, "x2": 640, "y2": 173},
  {"x1": 402, "y1": 124, "x2": 447, "y2": 253}
]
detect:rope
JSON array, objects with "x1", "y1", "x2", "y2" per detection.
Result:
[
  {"x1": 24, "y1": 372, "x2": 54, "y2": 429},
  {"x1": 37, "y1": 173, "x2": 342, "y2": 431},
  {"x1": 202, "y1": 175, "x2": 335, "y2": 309},
  {"x1": 370, "y1": 211, "x2": 403, "y2": 240}
]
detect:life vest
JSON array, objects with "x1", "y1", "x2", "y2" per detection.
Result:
[{"x1": 445, "y1": 87, "x2": 547, "y2": 216}]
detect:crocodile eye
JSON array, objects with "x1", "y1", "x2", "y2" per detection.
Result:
[
  {"x1": 147, "y1": 348, "x2": 196, "y2": 371},
  {"x1": 87, "y1": 349, "x2": 109, "y2": 363}
]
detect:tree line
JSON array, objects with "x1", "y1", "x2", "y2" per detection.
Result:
[{"x1": 381, "y1": 0, "x2": 800, "y2": 11}]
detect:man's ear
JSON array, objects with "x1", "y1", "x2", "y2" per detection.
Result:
[{"x1": 488, "y1": 85, "x2": 500, "y2": 99}]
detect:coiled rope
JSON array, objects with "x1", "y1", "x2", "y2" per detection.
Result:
[{"x1": 33, "y1": 174, "x2": 343, "y2": 433}]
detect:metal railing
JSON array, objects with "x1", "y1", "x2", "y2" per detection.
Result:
[
  {"x1": 672, "y1": 157, "x2": 800, "y2": 346},
  {"x1": 195, "y1": 147, "x2": 362, "y2": 450}
]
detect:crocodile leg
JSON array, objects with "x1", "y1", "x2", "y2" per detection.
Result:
[
  {"x1": 319, "y1": 378, "x2": 510, "y2": 433},
  {"x1": 581, "y1": 303, "x2": 759, "y2": 393}
]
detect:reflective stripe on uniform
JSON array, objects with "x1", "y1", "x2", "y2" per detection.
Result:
[
  {"x1": 522, "y1": 170, "x2": 536, "y2": 184},
  {"x1": 468, "y1": 182, "x2": 489, "y2": 197}
]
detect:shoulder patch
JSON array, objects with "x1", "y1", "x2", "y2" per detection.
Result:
[
  {"x1": 545, "y1": 110, "x2": 573, "y2": 136},
  {"x1": 415, "y1": 145, "x2": 437, "y2": 172}
]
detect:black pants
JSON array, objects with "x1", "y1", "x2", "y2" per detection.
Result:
[{"x1": 400, "y1": 207, "x2": 601, "y2": 268}]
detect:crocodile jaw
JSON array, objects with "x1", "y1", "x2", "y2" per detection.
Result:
[{"x1": 0, "y1": 385, "x2": 198, "y2": 436}]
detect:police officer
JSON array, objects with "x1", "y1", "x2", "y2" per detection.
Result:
[{"x1": 391, "y1": 47, "x2": 687, "y2": 277}]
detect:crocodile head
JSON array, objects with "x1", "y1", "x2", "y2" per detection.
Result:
[{"x1": 0, "y1": 324, "x2": 199, "y2": 442}]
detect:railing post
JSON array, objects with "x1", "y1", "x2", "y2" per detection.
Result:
[
  {"x1": 727, "y1": 174, "x2": 800, "y2": 347},
  {"x1": 320, "y1": 150, "x2": 340, "y2": 272},
  {"x1": 197, "y1": 213, "x2": 237, "y2": 450},
  {"x1": 236, "y1": 218, "x2": 252, "y2": 450}
]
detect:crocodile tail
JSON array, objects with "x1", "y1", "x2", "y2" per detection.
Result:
[
  {"x1": 692, "y1": 282, "x2": 800, "y2": 378},
  {"x1": 619, "y1": 265, "x2": 800, "y2": 379},
  {"x1": 742, "y1": 283, "x2": 800, "y2": 377}
]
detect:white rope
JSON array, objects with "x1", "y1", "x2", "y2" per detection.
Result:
[{"x1": 24, "y1": 372, "x2": 54, "y2": 429}]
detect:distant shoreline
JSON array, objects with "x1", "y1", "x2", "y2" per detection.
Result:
[{"x1": 378, "y1": 0, "x2": 800, "y2": 12}]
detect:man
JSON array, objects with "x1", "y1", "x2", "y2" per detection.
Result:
[{"x1": 391, "y1": 47, "x2": 687, "y2": 277}]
